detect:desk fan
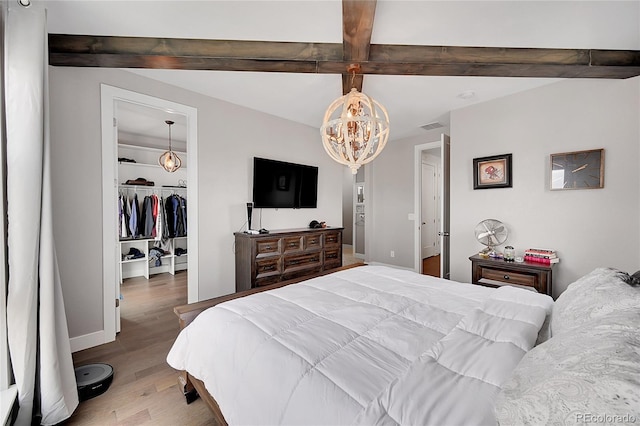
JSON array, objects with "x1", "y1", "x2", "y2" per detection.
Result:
[{"x1": 474, "y1": 219, "x2": 508, "y2": 256}]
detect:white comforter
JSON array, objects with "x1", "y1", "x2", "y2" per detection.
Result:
[{"x1": 167, "y1": 265, "x2": 553, "y2": 425}]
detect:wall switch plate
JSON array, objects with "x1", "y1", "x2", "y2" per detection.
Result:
[{"x1": 390, "y1": 251, "x2": 395, "y2": 258}]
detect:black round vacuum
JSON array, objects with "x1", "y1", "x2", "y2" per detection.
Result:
[{"x1": 75, "y1": 363, "x2": 114, "y2": 402}]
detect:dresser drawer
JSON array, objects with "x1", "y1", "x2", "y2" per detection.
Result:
[
  {"x1": 283, "y1": 251, "x2": 322, "y2": 272},
  {"x1": 255, "y1": 275, "x2": 282, "y2": 287},
  {"x1": 256, "y1": 238, "x2": 281, "y2": 257},
  {"x1": 283, "y1": 236, "x2": 302, "y2": 253},
  {"x1": 304, "y1": 234, "x2": 322, "y2": 250},
  {"x1": 324, "y1": 248, "x2": 342, "y2": 269},
  {"x1": 480, "y1": 267, "x2": 536, "y2": 287},
  {"x1": 255, "y1": 257, "x2": 281, "y2": 278},
  {"x1": 324, "y1": 231, "x2": 341, "y2": 246}
]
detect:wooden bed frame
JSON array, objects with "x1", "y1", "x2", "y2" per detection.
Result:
[{"x1": 172, "y1": 264, "x2": 365, "y2": 424}]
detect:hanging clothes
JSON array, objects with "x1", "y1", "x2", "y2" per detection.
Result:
[
  {"x1": 129, "y1": 194, "x2": 140, "y2": 238},
  {"x1": 151, "y1": 194, "x2": 159, "y2": 238},
  {"x1": 118, "y1": 195, "x2": 129, "y2": 239},
  {"x1": 143, "y1": 195, "x2": 154, "y2": 238},
  {"x1": 117, "y1": 190, "x2": 186, "y2": 241},
  {"x1": 180, "y1": 196, "x2": 187, "y2": 236},
  {"x1": 156, "y1": 196, "x2": 165, "y2": 242},
  {"x1": 164, "y1": 195, "x2": 176, "y2": 238}
]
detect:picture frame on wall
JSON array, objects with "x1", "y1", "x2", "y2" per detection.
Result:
[
  {"x1": 473, "y1": 153, "x2": 513, "y2": 190},
  {"x1": 550, "y1": 148, "x2": 604, "y2": 190}
]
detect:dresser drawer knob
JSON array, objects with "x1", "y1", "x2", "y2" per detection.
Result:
[{"x1": 503, "y1": 274, "x2": 510, "y2": 280}]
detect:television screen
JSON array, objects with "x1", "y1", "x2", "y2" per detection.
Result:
[{"x1": 252, "y1": 157, "x2": 318, "y2": 208}]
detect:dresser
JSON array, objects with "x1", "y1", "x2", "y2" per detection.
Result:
[
  {"x1": 234, "y1": 227, "x2": 343, "y2": 292},
  {"x1": 469, "y1": 254, "x2": 554, "y2": 297}
]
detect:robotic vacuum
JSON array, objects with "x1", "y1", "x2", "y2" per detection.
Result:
[{"x1": 75, "y1": 363, "x2": 114, "y2": 402}]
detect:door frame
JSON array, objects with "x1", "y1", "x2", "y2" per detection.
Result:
[
  {"x1": 413, "y1": 136, "x2": 449, "y2": 276},
  {"x1": 100, "y1": 85, "x2": 199, "y2": 345}
]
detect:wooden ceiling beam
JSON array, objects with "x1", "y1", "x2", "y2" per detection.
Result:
[
  {"x1": 48, "y1": 34, "x2": 342, "y2": 62},
  {"x1": 341, "y1": 0, "x2": 376, "y2": 94},
  {"x1": 48, "y1": 34, "x2": 640, "y2": 80}
]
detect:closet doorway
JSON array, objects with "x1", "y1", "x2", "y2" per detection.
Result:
[
  {"x1": 101, "y1": 85, "x2": 198, "y2": 344},
  {"x1": 413, "y1": 135, "x2": 450, "y2": 279}
]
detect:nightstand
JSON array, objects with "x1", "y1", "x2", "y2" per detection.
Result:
[{"x1": 469, "y1": 254, "x2": 554, "y2": 297}]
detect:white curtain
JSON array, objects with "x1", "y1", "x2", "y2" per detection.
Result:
[{"x1": 5, "y1": 2, "x2": 78, "y2": 424}]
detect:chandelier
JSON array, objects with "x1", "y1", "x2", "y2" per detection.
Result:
[
  {"x1": 159, "y1": 120, "x2": 182, "y2": 173},
  {"x1": 320, "y1": 64, "x2": 390, "y2": 174}
]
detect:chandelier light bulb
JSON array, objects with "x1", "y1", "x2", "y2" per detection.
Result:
[{"x1": 320, "y1": 87, "x2": 389, "y2": 174}]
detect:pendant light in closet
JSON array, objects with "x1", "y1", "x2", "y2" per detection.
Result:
[{"x1": 159, "y1": 120, "x2": 182, "y2": 173}]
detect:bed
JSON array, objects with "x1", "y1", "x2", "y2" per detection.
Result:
[{"x1": 168, "y1": 264, "x2": 640, "y2": 425}]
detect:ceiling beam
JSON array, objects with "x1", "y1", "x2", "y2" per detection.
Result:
[
  {"x1": 48, "y1": 34, "x2": 640, "y2": 79},
  {"x1": 341, "y1": 0, "x2": 376, "y2": 94}
]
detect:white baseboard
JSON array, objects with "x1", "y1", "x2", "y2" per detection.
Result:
[
  {"x1": 366, "y1": 261, "x2": 415, "y2": 272},
  {"x1": 70, "y1": 330, "x2": 107, "y2": 353}
]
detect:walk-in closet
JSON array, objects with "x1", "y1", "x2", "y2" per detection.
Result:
[{"x1": 115, "y1": 100, "x2": 189, "y2": 331}]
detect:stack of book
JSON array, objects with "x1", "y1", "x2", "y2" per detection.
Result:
[{"x1": 524, "y1": 248, "x2": 559, "y2": 264}]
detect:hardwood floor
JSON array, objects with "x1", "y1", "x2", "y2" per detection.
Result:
[
  {"x1": 65, "y1": 249, "x2": 360, "y2": 425},
  {"x1": 342, "y1": 244, "x2": 365, "y2": 267},
  {"x1": 422, "y1": 254, "x2": 441, "y2": 277},
  {"x1": 65, "y1": 272, "x2": 215, "y2": 425}
]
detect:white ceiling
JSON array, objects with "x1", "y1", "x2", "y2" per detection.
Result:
[{"x1": 43, "y1": 1, "x2": 640, "y2": 143}]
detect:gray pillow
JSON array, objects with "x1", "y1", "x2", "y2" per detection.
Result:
[
  {"x1": 495, "y1": 310, "x2": 640, "y2": 426},
  {"x1": 551, "y1": 267, "x2": 640, "y2": 336}
]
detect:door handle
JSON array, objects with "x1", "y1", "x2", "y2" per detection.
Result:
[{"x1": 438, "y1": 231, "x2": 450, "y2": 237}]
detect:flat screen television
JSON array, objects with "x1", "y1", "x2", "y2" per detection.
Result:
[{"x1": 252, "y1": 157, "x2": 318, "y2": 208}]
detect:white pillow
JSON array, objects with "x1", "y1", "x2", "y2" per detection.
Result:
[
  {"x1": 495, "y1": 311, "x2": 640, "y2": 426},
  {"x1": 551, "y1": 267, "x2": 640, "y2": 336}
]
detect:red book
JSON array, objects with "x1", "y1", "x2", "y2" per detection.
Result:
[{"x1": 524, "y1": 255, "x2": 559, "y2": 264}]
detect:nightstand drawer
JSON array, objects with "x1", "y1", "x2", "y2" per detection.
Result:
[
  {"x1": 469, "y1": 254, "x2": 554, "y2": 297},
  {"x1": 480, "y1": 267, "x2": 536, "y2": 287}
]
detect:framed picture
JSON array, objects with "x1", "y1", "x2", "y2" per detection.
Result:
[
  {"x1": 550, "y1": 148, "x2": 604, "y2": 190},
  {"x1": 473, "y1": 153, "x2": 512, "y2": 189}
]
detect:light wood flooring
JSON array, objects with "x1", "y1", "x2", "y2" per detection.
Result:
[
  {"x1": 65, "y1": 249, "x2": 362, "y2": 425},
  {"x1": 65, "y1": 272, "x2": 215, "y2": 425}
]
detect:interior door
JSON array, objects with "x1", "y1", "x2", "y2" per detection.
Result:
[
  {"x1": 439, "y1": 134, "x2": 451, "y2": 279},
  {"x1": 421, "y1": 162, "x2": 438, "y2": 259}
]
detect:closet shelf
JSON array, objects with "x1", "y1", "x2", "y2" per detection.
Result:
[
  {"x1": 118, "y1": 185, "x2": 187, "y2": 191},
  {"x1": 119, "y1": 237, "x2": 188, "y2": 283},
  {"x1": 121, "y1": 257, "x2": 147, "y2": 264},
  {"x1": 118, "y1": 143, "x2": 186, "y2": 155},
  {"x1": 118, "y1": 161, "x2": 188, "y2": 171}
]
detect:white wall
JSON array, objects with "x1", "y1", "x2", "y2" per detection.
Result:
[
  {"x1": 368, "y1": 78, "x2": 639, "y2": 298},
  {"x1": 48, "y1": 67, "x2": 343, "y2": 339},
  {"x1": 449, "y1": 78, "x2": 640, "y2": 297},
  {"x1": 342, "y1": 168, "x2": 354, "y2": 245},
  {"x1": 367, "y1": 128, "x2": 449, "y2": 269}
]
